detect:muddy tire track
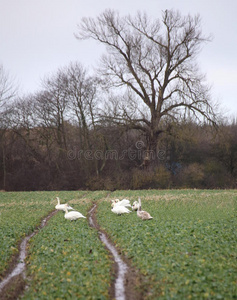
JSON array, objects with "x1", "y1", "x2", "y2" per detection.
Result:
[
  {"x1": 0, "y1": 209, "x2": 58, "y2": 300},
  {"x1": 88, "y1": 203, "x2": 144, "y2": 300}
]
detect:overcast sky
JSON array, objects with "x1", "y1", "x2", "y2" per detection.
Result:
[{"x1": 1, "y1": 0, "x2": 237, "y2": 118}]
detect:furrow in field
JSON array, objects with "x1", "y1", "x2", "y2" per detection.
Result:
[
  {"x1": 88, "y1": 203, "x2": 143, "y2": 300},
  {"x1": 0, "y1": 209, "x2": 58, "y2": 299}
]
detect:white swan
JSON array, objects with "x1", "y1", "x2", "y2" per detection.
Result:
[
  {"x1": 111, "y1": 199, "x2": 131, "y2": 208},
  {"x1": 137, "y1": 198, "x2": 153, "y2": 220},
  {"x1": 132, "y1": 201, "x2": 139, "y2": 211},
  {"x1": 64, "y1": 204, "x2": 86, "y2": 221},
  {"x1": 111, "y1": 205, "x2": 131, "y2": 215},
  {"x1": 55, "y1": 197, "x2": 74, "y2": 211}
]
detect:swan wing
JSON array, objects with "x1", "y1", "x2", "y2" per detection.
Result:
[
  {"x1": 56, "y1": 204, "x2": 66, "y2": 211},
  {"x1": 66, "y1": 205, "x2": 74, "y2": 210},
  {"x1": 137, "y1": 210, "x2": 153, "y2": 220},
  {"x1": 120, "y1": 199, "x2": 131, "y2": 205},
  {"x1": 111, "y1": 206, "x2": 131, "y2": 214},
  {"x1": 76, "y1": 212, "x2": 86, "y2": 218},
  {"x1": 65, "y1": 210, "x2": 86, "y2": 220},
  {"x1": 121, "y1": 206, "x2": 131, "y2": 213},
  {"x1": 114, "y1": 200, "x2": 131, "y2": 207}
]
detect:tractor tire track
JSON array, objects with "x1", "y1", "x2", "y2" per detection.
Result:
[
  {"x1": 88, "y1": 203, "x2": 144, "y2": 300},
  {"x1": 0, "y1": 209, "x2": 58, "y2": 300}
]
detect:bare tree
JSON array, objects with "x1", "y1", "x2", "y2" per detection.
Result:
[
  {"x1": 76, "y1": 9, "x2": 217, "y2": 159},
  {"x1": 0, "y1": 65, "x2": 18, "y2": 189},
  {"x1": 40, "y1": 71, "x2": 70, "y2": 152},
  {"x1": 65, "y1": 63, "x2": 96, "y2": 146},
  {"x1": 35, "y1": 63, "x2": 105, "y2": 178},
  {"x1": 64, "y1": 62, "x2": 107, "y2": 176},
  {"x1": 0, "y1": 65, "x2": 17, "y2": 111}
]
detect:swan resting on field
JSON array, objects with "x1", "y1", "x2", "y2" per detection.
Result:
[
  {"x1": 111, "y1": 199, "x2": 131, "y2": 208},
  {"x1": 55, "y1": 197, "x2": 74, "y2": 211},
  {"x1": 64, "y1": 204, "x2": 86, "y2": 221},
  {"x1": 137, "y1": 198, "x2": 153, "y2": 220},
  {"x1": 111, "y1": 205, "x2": 131, "y2": 215}
]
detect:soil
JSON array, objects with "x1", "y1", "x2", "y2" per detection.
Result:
[{"x1": 0, "y1": 275, "x2": 25, "y2": 300}]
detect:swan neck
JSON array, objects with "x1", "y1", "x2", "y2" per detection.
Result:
[{"x1": 138, "y1": 198, "x2": 141, "y2": 211}]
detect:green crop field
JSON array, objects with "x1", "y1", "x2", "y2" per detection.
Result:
[
  {"x1": 98, "y1": 190, "x2": 237, "y2": 299},
  {"x1": 0, "y1": 190, "x2": 236, "y2": 299}
]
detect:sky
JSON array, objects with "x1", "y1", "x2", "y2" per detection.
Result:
[{"x1": 0, "y1": 0, "x2": 237, "y2": 118}]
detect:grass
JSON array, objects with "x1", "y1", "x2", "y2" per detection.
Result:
[
  {"x1": 22, "y1": 191, "x2": 112, "y2": 300},
  {"x1": 97, "y1": 190, "x2": 237, "y2": 299},
  {"x1": 0, "y1": 190, "x2": 236, "y2": 299},
  {"x1": 0, "y1": 191, "x2": 62, "y2": 276}
]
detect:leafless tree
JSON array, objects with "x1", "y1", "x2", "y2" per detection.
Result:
[
  {"x1": 64, "y1": 63, "x2": 96, "y2": 144},
  {"x1": 76, "y1": 9, "x2": 217, "y2": 159},
  {"x1": 0, "y1": 65, "x2": 18, "y2": 189},
  {"x1": 0, "y1": 65, "x2": 17, "y2": 111},
  {"x1": 35, "y1": 63, "x2": 105, "y2": 178},
  {"x1": 63, "y1": 62, "x2": 107, "y2": 176},
  {"x1": 40, "y1": 70, "x2": 71, "y2": 152}
]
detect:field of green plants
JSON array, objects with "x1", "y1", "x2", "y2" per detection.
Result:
[
  {"x1": 98, "y1": 190, "x2": 237, "y2": 299},
  {"x1": 0, "y1": 190, "x2": 236, "y2": 299}
]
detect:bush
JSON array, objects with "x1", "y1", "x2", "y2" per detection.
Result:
[
  {"x1": 204, "y1": 160, "x2": 234, "y2": 188},
  {"x1": 176, "y1": 163, "x2": 205, "y2": 188},
  {"x1": 131, "y1": 166, "x2": 171, "y2": 189}
]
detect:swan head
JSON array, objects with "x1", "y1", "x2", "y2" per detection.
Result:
[
  {"x1": 132, "y1": 201, "x2": 139, "y2": 210},
  {"x1": 111, "y1": 199, "x2": 120, "y2": 207}
]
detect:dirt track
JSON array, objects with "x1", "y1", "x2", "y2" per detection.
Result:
[{"x1": 88, "y1": 203, "x2": 144, "y2": 300}]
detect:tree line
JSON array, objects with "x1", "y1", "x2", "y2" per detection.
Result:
[{"x1": 0, "y1": 9, "x2": 236, "y2": 191}]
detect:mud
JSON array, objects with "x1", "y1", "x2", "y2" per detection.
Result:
[
  {"x1": 88, "y1": 203, "x2": 144, "y2": 300},
  {"x1": 0, "y1": 210, "x2": 58, "y2": 300}
]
